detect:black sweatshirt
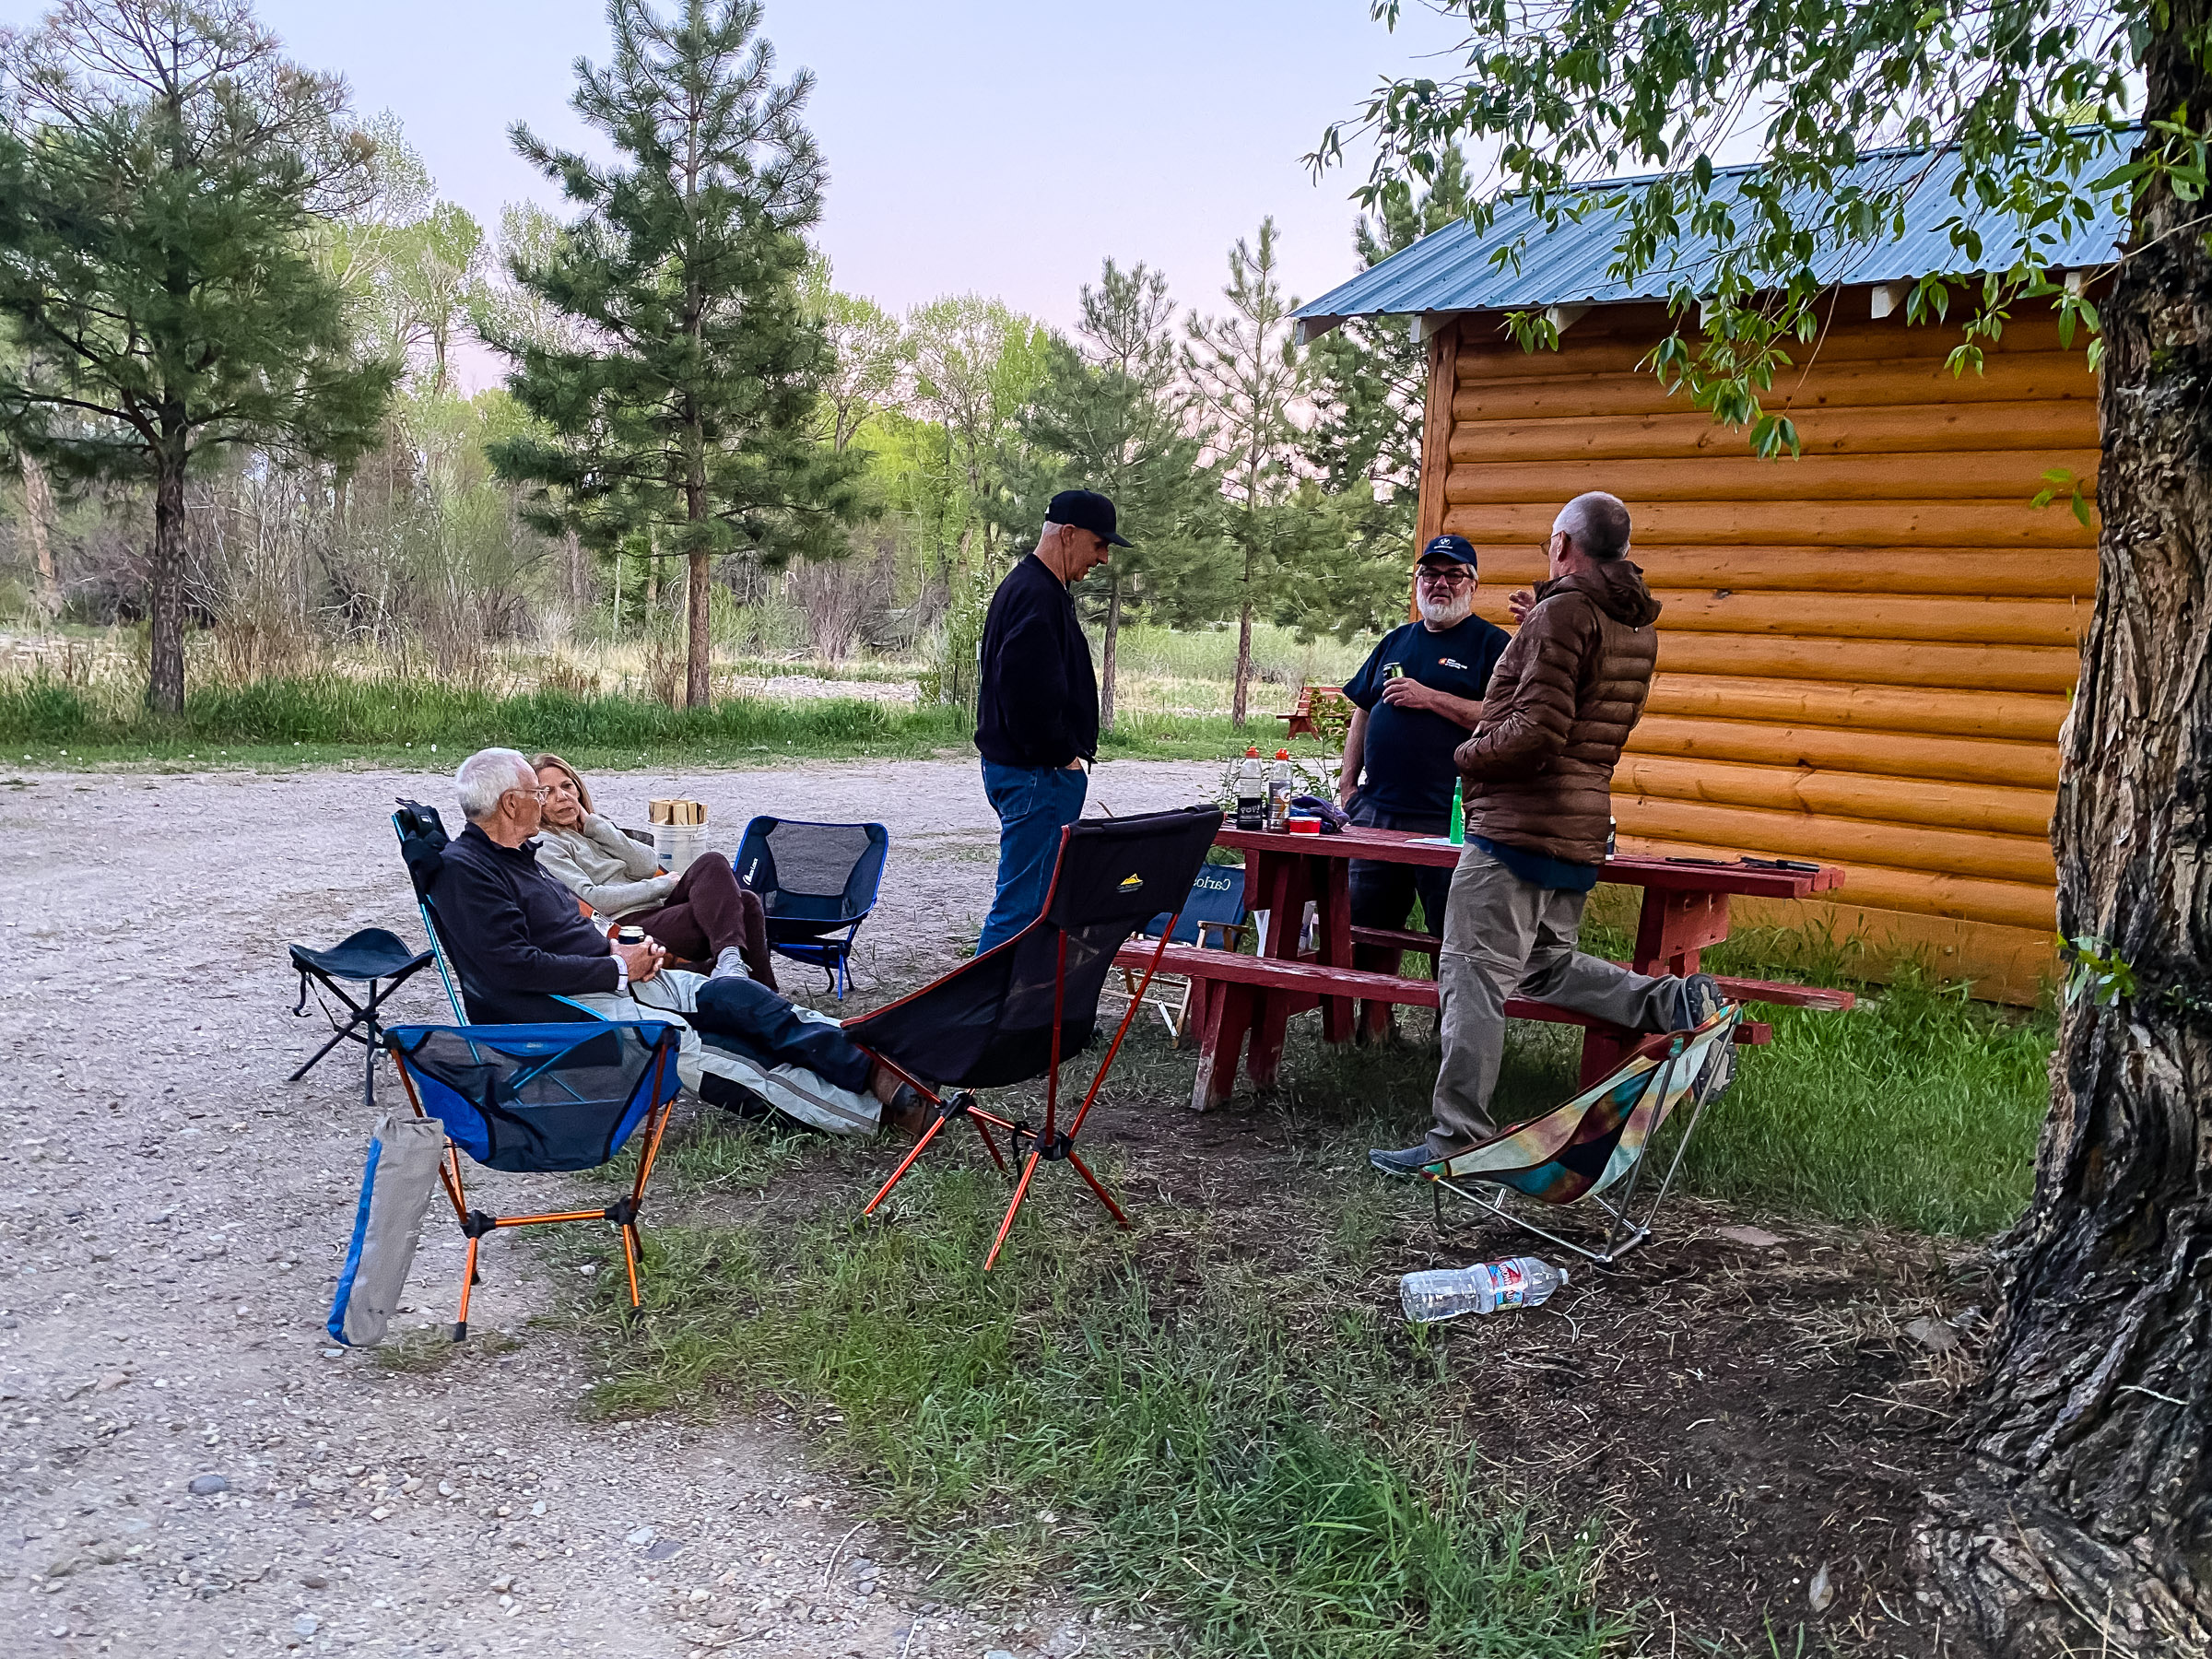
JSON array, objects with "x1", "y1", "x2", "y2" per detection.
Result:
[
  {"x1": 974, "y1": 553, "x2": 1099, "y2": 770},
  {"x1": 432, "y1": 822, "x2": 619, "y2": 1022}
]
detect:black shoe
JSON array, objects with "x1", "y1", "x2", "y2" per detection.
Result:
[
  {"x1": 1677, "y1": 971, "x2": 1735, "y2": 1103},
  {"x1": 1368, "y1": 1143, "x2": 1440, "y2": 1179}
]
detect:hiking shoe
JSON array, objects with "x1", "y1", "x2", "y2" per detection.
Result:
[
  {"x1": 1677, "y1": 971, "x2": 1735, "y2": 1103},
  {"x1": 1369, "y1": 1143, "x2": 1441, "y2": 1179},
  {"x1": 711, "y1": 947, "x2": 751, "y2": 981}
]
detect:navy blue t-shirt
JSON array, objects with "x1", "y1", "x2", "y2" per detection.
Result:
[{"x1": 1343, "y1": 615, "x2": 1512, "y2": 818}]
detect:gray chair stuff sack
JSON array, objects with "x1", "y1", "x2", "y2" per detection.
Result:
[{"x1": 325, "y1": 1112, "x2": 446, "y2": 1347}]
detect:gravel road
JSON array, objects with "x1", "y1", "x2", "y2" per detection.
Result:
[{"x1": 0, "y1": 757, "x2": 1220, "y2": 1658}]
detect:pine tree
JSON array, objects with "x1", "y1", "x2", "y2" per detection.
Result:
[
  {"x1": 998, "y1": 260, "x2": 1220, "y2": 731},
  {"x1": 1292, "y1": 149, "x2": 1475, "y2": 638},
  {"x1": 486, "y1": 0, "x2": 862, "y2": 708},
  {"x1": 1182, "y1": 219, "x2": 1306, "y2": 727},
  {"x1": 0, "y1": 0, "x2": 396, "y2": 712}
]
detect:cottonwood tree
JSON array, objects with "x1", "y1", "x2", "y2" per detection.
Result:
[
  {"x1": 801, "y1": 256, "x2": 902, "y2": 455},
  {"x1": 488, "y1": 0, "x2": 862, "y2": 708},
  {"x1": 1182, "y1": 218, "x2": 1307, "y2": 727},
  {"x1": 1323, "y1": 2, "x2": 2206, "y2": 1653},
  {"x1": 904, "y1": 291, "x2": 1050, "y2": 581},
  {"x1": 0, "y1": 0, "x2": 395, "y2": 712},
  {"x1": 1000, "y1": 259, "x2": 1220, "y2": 730}
]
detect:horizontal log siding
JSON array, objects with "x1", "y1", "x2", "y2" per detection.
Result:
[{"x1": 1441, "y1": 299, "x2": 2096, "y2": 996}]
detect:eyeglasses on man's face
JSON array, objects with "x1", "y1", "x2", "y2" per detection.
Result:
[
  {"x1": 508, "y1": 783, "x2": 552, "y2": 801},
  {"x1": 1417, "y1": 565, "x2": 1473, "y2": 585}
]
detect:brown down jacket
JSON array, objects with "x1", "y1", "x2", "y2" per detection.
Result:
[{"x1": 1453, "y1": 560, "x2": 1662, "y2": 865}]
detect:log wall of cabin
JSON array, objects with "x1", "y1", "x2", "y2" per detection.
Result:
[{"x1": 1419, "y1": 297, "x2": 2097, "y2": 1001}]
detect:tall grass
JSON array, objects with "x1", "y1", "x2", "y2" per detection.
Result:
[
  {"x1": 0, "y1": 673, "x2": 971, "y2": 766},
  {"x1": 579, "y1": 1158, "x2": 1615, "y2": 1659},
  {"x1": 0, "y1": 667, "x2": 1346, "y2": 768}
]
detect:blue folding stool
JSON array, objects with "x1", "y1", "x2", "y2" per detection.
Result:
[{"x1": 383, "y1": 1020, "x2": 684, "y2": 1340}]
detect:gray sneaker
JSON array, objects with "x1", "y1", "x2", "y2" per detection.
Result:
[
  {"x1": 1676, "y1": 971, "x2": 1735, "y2": 1103},
  {"x1": 712, "y1": 947, "x2": 751, "y2": 981},
  {"x1": 1369, "y1": 1143, "x2": 1440, "y2": 1180}
]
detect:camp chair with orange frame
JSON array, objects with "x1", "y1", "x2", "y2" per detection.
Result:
[{"x1": 382, "y1": 1019, "x2": 684, "y2": 1339}]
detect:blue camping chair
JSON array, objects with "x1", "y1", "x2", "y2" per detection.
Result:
[
  {"x1": 734, "y1": 818, "x2": 888, "y2": 999},
  {"x1": 384, "y1": 1020, "x2": 684, "y2": 1339},
  {"x1": 1107, "y1": 860, "x2": 1247, "y2": 1044}
]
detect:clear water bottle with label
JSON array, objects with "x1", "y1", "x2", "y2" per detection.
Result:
[
  {"x1": 1399, "y1": 1256, "x2": 1568, "y2": 1323},
  {"x1": 1235, "y1": 747, "x2": 1265, "y2": 830}
]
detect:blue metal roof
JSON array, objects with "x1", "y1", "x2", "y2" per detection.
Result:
[{"x1": 1292, "y1": 135, "x2": 2132, "y2": 336}]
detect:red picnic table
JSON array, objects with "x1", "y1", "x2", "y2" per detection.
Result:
[{"x1": 1112, "y1": 824, "x2": 1851, "y2": 1112}]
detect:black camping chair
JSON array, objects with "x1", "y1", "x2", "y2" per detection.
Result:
[
  {"x1": 288, "y1": 928, "x2": 435, "y2": 1110},
  {"x1": 734, "y1": 817, "x2": 888, "y2": 999},
  {"x1": 848, "y1": 805, "x2": 1223, "y2": 1268}
]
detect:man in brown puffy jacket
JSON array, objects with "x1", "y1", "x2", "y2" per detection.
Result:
[{"x1": 1371, "y1": 491, "x2": 1729, "y2": 1174}]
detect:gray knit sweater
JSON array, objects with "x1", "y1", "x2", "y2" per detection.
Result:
[{"x1": 532, "y1": 814, "x2": 676, "y2": 920}]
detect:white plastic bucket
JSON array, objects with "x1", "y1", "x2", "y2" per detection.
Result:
[{"x1": 653, "y1": 822, "x2": 710, "y2": 875}]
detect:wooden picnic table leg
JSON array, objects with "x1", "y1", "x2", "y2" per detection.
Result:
[
  {"x1": 1190, "y1": 980, "x2": 1254, "y2": 1112},
  {"x1": 1630, "y1": 887, "x2": 1731, "y2": 978},
  {"x1": 1246, "y1": 851, "x2": 1307, "y2": 1091},
  {"x1": 1575, "y1": 879, "x2": 1738, "y2": 1083},
  {"x1": 1317, "y1": 853, "x2": 1355, "y2": 1042}
]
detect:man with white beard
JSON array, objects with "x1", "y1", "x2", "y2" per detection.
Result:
[{"x1": 1335, "y1": 535, "x2": 1512, "y2": 1025}]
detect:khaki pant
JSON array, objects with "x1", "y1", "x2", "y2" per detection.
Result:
[{"x1": 1429, "y1": 846, "x2": 1686, "y2": 1156}]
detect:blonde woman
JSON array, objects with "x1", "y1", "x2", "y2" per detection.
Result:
[{"x1": 530, "y1": 753, "x2": 777, "y2": 990}]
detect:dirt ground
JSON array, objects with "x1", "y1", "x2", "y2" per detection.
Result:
[
  {"x1": 0, "y1": 757, "x2": 1217, "y2": 1659},
  {"x1": 0, "y1": 756, "x2": 1977, "y2": 1659}
]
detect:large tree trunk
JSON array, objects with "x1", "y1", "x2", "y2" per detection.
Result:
[
  {"x1": 1913, "y1": 16, "x2": 2212, "y2": 1653},
  {"x1": 1100, "y1": 572, "x2": 1122, "y2": 734},
  {"x1": 685, "y1": 548, "x2": 711, "y2": 710},
  {"x1": 20, "y1": 453, "x2": 57, "y2": 621},
  {"x1": 146, "y1": 445, "x2": 188, "y2": 714}
]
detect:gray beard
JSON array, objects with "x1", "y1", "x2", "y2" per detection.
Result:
[{"x1": 1418, "y1": 593, "x2": 1473, "y2": 628}]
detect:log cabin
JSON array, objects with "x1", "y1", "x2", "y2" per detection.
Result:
[{"x1": 1291, "y1": 147, "x2": 2125, "y2": 1002}]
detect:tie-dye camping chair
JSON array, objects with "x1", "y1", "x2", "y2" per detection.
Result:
[{"x1": 1417, "y1": 1002, "x2": 1742, "y2": 1265}]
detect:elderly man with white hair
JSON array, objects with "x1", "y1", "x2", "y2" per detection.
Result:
[{"x1": 431, "y1": 747, "x2": 928, "y2": 1138}]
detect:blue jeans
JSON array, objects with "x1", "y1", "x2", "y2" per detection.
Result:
[
  {"x1": 978, "y1": 760, "x2": 1088, "y2": 952},
  {"x1": 690, "y1": 974, "x2": 874, "y2": 1095}
]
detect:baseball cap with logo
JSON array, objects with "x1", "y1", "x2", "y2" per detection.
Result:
[
  {"x1": 1045, "y1": 488, "x2": 1133, "y2": 547},
  {"x1": 1418, "y1": 534, "x2": 1478, "y2": 571}
]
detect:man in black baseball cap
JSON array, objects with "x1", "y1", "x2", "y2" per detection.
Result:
[
  {"x1": 1335, "y1": 533, "x2": 1511, "y2": 1034},
  {"x1": 971, "y1": 489, "x2": 1127, "y2": 951}
]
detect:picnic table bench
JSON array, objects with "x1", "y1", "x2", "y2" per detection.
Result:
[{"x1": 1113, "y1": 824, "x2": 1853, "y2": 1112}]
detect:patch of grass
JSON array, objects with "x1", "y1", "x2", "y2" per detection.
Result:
[
  {"x1": 1481, "y1": 912, "x2": 2055, "y2": 1238},
  {"x1": 571, "y1": 1153, "x2": 1615, "y2": 1658},
  {"x1": 0, "y1": 672, "x2": 1291, "y2": 771}
]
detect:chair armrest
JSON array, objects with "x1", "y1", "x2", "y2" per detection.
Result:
[{"x1": 622, "y1": 826, "x2": 653, "y2": 846}]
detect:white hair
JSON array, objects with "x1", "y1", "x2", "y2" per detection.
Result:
[
  {"x1": 455, "y1": 747, "x2": 535, "y2": 822},
  {"x1": 1553, "y1": 490, "x2": 1633, "y2": 560}
]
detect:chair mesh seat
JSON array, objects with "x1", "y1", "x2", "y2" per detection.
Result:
[{"x1": 387, "y1": 1022, "x2": 678, "y2": 1173}]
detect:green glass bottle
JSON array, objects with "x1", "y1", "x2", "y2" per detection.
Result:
[{"x1": 1448, "y1": 779, "x2": 1465, "y2": 845}]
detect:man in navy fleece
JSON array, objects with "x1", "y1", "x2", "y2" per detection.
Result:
[{"x1": 971, "y1": 489, "x2": 1125, "y2": 951}]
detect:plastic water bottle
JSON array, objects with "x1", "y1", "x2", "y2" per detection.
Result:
[
  {"x1": 1266, "y1": 749, "x2": 1295, "y2": 831},
  {"x1": 1399, "y1": 1257, "x2": 1568, "y2": 1323},
  {"x1": 1235, "y1": 747, "x2": 1265, "y2": 830},
  {"x1": 1448, "y1": 779, "x2": 1465, "y2": 845}
]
